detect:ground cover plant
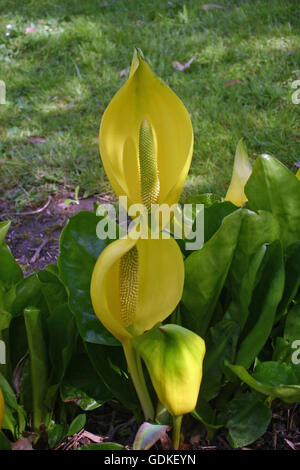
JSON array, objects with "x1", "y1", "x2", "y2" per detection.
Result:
[{"x1": 0, "y1": 0, "x2": 300, "y2": 452}]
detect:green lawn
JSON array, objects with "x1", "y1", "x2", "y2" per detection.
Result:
[{"x1": 0, "y1": 0, "x2": 299, "y2": 210}]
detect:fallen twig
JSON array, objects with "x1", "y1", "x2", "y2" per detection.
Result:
[
  {"x1": 12, "y1": 196, "x2": 51, "y2": 216},
  {"x1": 30, "y1": 237, "x2": 50, "y2": 264}
]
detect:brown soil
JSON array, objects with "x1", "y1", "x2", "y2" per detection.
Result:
[{"x1": 0, "y1": 188, "x2": 112, "y2": 275}]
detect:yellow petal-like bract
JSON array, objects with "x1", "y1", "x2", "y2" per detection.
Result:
[
  {"x1": 0, "y1": 388, "x2": 4, "y2": 429},
  {"x1": 90, "y1": 236, "x2": 184, "y2": 342},
  {"x1": 99, "y1": 50, "x2": 193, "y2": 208},
  {"x1": 296, "y1": 168, "x2": 300, "y2": 180},
  {"x1": 133, "y1": 324, "x2": 206, "y2": 416},
  {"x1": 225, "y1": 139, "x2": 252, "y2": 207}
]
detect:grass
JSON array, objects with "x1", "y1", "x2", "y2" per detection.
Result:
[{"x1": 0, "y1": 0, "x2": 299, "y2": 209}]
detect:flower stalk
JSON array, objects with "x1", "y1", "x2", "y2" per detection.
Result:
[{"x1": 122, "y1": 339, "x2": 154, "y2": 421}]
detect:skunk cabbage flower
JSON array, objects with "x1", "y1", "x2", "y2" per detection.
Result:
[
  {"x1": 99, "y1": 49, "x2": 193, "y2": 209},
  {"x1": 0, "y1": 388, "x2": 4, "y2": 429},
  {"x1": 90, "y1": 236, "x2": 184, "y2": 342},
  {"x1": 133, "y1": 324, "x2": 206, "y2": 416},
  {"x1": 225, "y1": 139, "x2": 252, "y2": 207}
]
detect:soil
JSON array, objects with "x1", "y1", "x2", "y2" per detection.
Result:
[
  {"x1": 0, "y1": 188, "x2": 113, "y2": 275},
  {"x1": 1, "y1": 189, "x2": 299, "y2": 451}
]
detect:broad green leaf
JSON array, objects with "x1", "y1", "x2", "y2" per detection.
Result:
[
  {"x1": 133, "y1": 422, "x2": 169, "y2": 450},
  {"x1": 225, "y1": 393, "x2": 272, "y2": 448},
  {"x1": 0, "y1": 244, "x2": 23, "y2": 289},
  {"x1": 45, "y1": 303, "x2": 77, "y2": 408},
  {"x1": 85, "y1": 342, "x2": 140, "y2": 414},
  {"x1": 58, "y1": 211, "x2": 118, "y2": 346},
  {"x1": 182, "y1": 209, "x2": 243, "y2": 336},
  {"x1": 66, "y1": 413, "x2": 86, "y2": 437},
  {"x1": 204, "y1": 201, "x2": 237, "y2": 242},
  {"x1": 199, "y1": 320, "x2": 240, "y2": 401},
  {"x1": 61, "y1": 353, "x2": 112, "y2": 411},
  {"x1": 227, "y1": 246, "x2": 266, "y2": 329},
  {"x1": 11, "y1": 274, "x2": 44, "y2": 317},
  {"x1": 38, "y1": 267, "x2": 68, "y2": 314},
  {"x1": 284, "y1": 304, "x2": 300, "y2": 344},
  {"x1": 77, "y1": 443, "x2": 125, "y2": 450},
  {"x1": 245, "y1": 155, "x2": 300, "y2": 248},
  {"x1": 277, "y1": 242, "x2": 300, "y2": 319},
  {"x1": 228, "y1": 210, "x2": 280, "y2": 305},
  {"x1": 226, "y1": 361, "x2": 300, "y2": 403},
  {"x1": 236, "y1": 241, "x2": 285, "y2": 368},
  {"x1": 24, "y1": 307, "x2": 50, "y2": 431}
]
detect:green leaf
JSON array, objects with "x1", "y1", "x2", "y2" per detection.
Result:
[
  {"x1": 0, "y1": 373, "x2": 26, "y2": 439},
  {"x1": 77, "y1": 443, "x2": 125, "y2": 450},
  {"x1": 85, "y1": 342, "x2": 140, "y2": 414},
  {"x1": 0, "y1": 244, "x2": 23, "y2": 289},
  {"x1": 225, "y1": 393, "x2": 272, "y2": 448},
  {"x1": 0, "y1": 221, "x2": 11, "y2": 245},
  {"x1": 47, "y1": 423, "x2": 67, "y2": 449},
  {"x1": 66, "y1": 413, "x2": 86, "y2": 437},
  {"x1": 38, "y1": 267, "x2": 68, "y2": 314},
  {"x1": 45, "y1": 303, "x2": 77, "y2": 409},
  {"x1": 11, "y1": 274, "x2": 44, "y2": 317},
  {"x1": 235, "y1": 241, "x2": 285, "y2": 368},
  {"x1": 132, "y1": 422, "x2": 169, "y2": 450},
  {"x1": 24, "y1": 307, "x2": 50, "y2": 431},
  {"x1": 182, "y1": 209, "x2": 243, "y2": 336},
  {"x1": 204, "y1": 201, "x2": 237, "y2": 242},
  {"x1": 200, "y1": 320, "x2": 240, "y2": 401},
  {"x1": 0, "y1": 430, "x2": 11, "y2": 450},
  {"x1": 61, "y1": 353, "x2": 112, "y2": 411},
  {"x1": 58, "y1": 211, "x2": 118, "y2": 346},
  {"x1": 284, "y1": 304, "x2": 300, "y2": 344},
  {"x1": 192, "y1": 398, "x2": 224, "y2": 430},
  {"x1": 228, "y1": 210, "x2": 280, "y2": 319},
  {"x1": 226, "y1": 361, "x2": 300, "y2": 403},
  {"x1": 245, "y1": 154, "x2": 300, "y2": 248},
  {"x1": 277, "y1": 241, "x2": 300, "y2": 319}
]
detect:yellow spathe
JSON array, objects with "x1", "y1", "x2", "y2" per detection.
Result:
[
  {"x1": 133, "y1": 324, "x2": 206, "y2": 416},
  {"x1": 99, "y1": 49, "x2": 193, "y2": 209},
  {"x1": 90, "y1": 235, "x2": 184, "y2": 342},
  {"x1": 225, "y1": 139, "x2": 252, "y2": 207}
]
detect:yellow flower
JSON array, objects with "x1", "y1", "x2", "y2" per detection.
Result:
[
  {"x1": 225, "y1": 139, "x2": 252, "y2": 207},
  {"x1": 133, "y1": 324, "x2": 206, "y2": 416},
  {"x1": 0, "y1": 388, "x2": 4, "y2": 429},
  {"x1": 90, "y1": 235, "x2": 184, "y2": 342},
  {"x1": 296, "y1": 168, "x2": 300, "y2": 180},
  {"x1": 99, "y1": 49, "x2": 193, "y2": 209}
]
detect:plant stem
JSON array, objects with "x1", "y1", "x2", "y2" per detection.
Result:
[
  {"x1": 122, "y1": 339, "x2": 154, "y2": 421},
  {"x1": 172, "y1": 415, "x2": 183, "y2": 450}
]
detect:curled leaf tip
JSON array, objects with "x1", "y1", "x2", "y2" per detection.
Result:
[{"x1": 225, "y1": 138, "x2": 252, "y2": 207}]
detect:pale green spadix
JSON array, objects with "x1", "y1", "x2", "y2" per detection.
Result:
[{"x1": 138, "y1": 119, "x2": 160, "y2": 211}]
